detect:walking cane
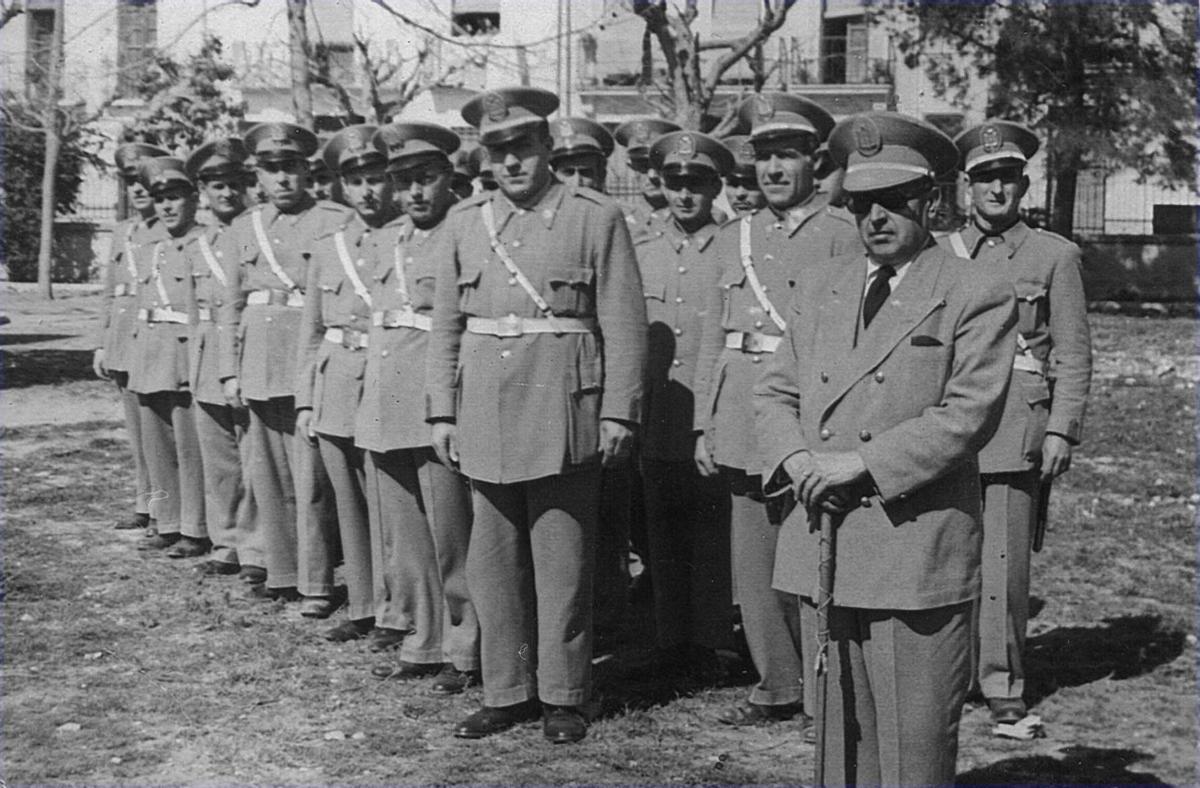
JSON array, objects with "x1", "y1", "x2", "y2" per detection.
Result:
[{"x1": 812, "y1": 506, "x2": 836, "y2": 788}]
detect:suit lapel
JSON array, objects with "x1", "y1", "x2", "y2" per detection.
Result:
[
  {"x1": 814, "y1": 257, "x2": 867, "y2": 384},
  {"x1": 820, "y1": 245, "x2": 949, "y2": 421}
]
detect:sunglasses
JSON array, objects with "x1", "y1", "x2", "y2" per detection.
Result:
[
  {"x1": 725, "y1": 176, "x2": 760, "y2": 191},
  {"x1": 845, "y1": 182, "x2": 931, "y2": 215},
  {"x1": 391, "y1": 164, "x2": 450, "y2": 187},
  {"x1": 662, "y1": 173, "x2": 716, "y2": 192}
]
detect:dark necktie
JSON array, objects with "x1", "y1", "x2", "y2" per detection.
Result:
[{"x1": 862, "y1": 265, "x2": 896, "y2": 329}]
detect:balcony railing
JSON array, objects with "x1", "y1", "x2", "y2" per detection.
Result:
[{"x1": 586, "y1": 52, "x2": 893, "y2": 91}]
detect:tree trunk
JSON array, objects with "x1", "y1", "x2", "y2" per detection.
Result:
[
  {"x1": 286, "y1": 0, "x2": 313, "y2": 127},
  {"x1": 1050, "y1": 156, "x2": 1079, "y2": 238},
  {"x1": 36, "y1": 0, "x2": 65, "y2": 300}
]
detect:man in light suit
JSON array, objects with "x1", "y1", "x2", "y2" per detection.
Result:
[{"x1": 754, "y1": 112, "x2": 1018, "y2": 786}]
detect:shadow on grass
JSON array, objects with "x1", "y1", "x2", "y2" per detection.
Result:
[
  {"x1": 957, "y1": 745, "x2": 1167, "y2": 785},
  {"x1": 1026, "y1": 614, "x2": 1186, "y2": 707},
  {"x1": 0, "y1": 333, "x2": 76, "y2": 346},
  {"x1": 1, "y1": 347, "x2": 96, "y2": 388}
]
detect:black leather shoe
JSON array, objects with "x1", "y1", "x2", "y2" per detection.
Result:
[
  {"x1": 247, "y1": 583, "x2": 300, "y2": 602},
  {"x1": 373, "y1": 660, "x2": 444, "y2": 681},
  {"x1": 238, "y1": 565, "x2": 267, "y2": 585},
  {"x1": 718, "y1": 701, "x2": 803, "y2": 726},
  {"x1": 454, "y1": 701, "x2": 540, "y2": 739},
  {"x1": 431, "y1": 664, "x2": 481, "y2": 696},
  {"x1": 115, "y1": 512, "x2": 151, "y2": 531},
  {"x1": 325, "y1": 619, "x2": 373, "y2": 642},
  {"x1": 542, "y1": 704, "x2": 588, "y2": 743},
  {"x1": 138, "y1": 532, "x2": 181, "y2": 551},
  {"x1": 166, "y1": 536, "x2": 211, "y2": 559},
  {"x1": 367, "y1": 627, "x2": 407, "y2": 653},
  {"x1": 198, "y1": 559, "x2": 241, "y2": 576},
  {"x1": 988, "y1": 697, "x2": 1027, "y2": 725}
]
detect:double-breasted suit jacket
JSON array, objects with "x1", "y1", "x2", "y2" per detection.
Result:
[
  {"x1": 941, "y1": 221, "x2": 1091, "y2": 472},
  {"x1": 755, "y1": 243, "x2": 1018, "y2": 610},
  {"x1": 426, "y1": 183, "x2": 648, "y2": 484},
  {"x1": 694, "y1": 194, "x2": 861, "y2": 476}
]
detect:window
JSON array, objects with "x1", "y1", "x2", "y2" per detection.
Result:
[
  {"x1": 452, "y1": 0, "x2": 499, "y2": 35},
  {"x1": 821, "y1": 15, "x2": 869, "y2": 84},
  {"x1": 25, "y1": 7, "x2": 58, "y2": 99},
  {"x1": 117, "y1": 0, "x2": 158, "y2": 98}
]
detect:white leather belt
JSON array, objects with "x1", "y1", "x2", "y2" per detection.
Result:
[
  {"x1": 373, "y1": 309, "x2": 432, "y2": 331},
  {"x1": 466, "y1": 315, "x2": 597, "y2": 338},
  {"x1": 1013, "y1": 354, "x2": 1047, "y2": 376},
  {"x1": 196, "y1": 307, "x2": 213, "y2": 322},
  {"x1": 137, "y1": 307, "x2": 189, "y2": 324},
  {"x1": 324, "y1": 326, "x2": 370, "y2": 349},
  {"x1": 247, "y1": 288, "x2": 304, "y2": 308},
  {"x1": 725, "y1": 331, "x2": 781, "y2": 354},
  {"x1": 112, "y1": 283, "x2": 135, "y2": 297}
]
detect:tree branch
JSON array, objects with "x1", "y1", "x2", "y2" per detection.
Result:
[
  {"x1": 702, "y1": 0, "x2": 796, "y2": 98},
  {"x1": 0, "y1": 0, "x2": 24, "y2": 31}
]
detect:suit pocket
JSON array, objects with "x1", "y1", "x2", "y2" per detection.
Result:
[
  {"x1": 567, "y1": 337, "x2": 603, "y2": 465},
  {"x1": 1014, "y1": 278, "x2": 1048, "y2": 337},
  {"x1": 546, "y1": 266, "x2": 595, "y2": 315},
  {"x1": 1020, "y1": 377, "x2": 1052, "y2": 461}
]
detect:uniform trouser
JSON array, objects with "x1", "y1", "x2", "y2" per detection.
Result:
[
  {"x1": 194, "y1": 401, "x2": 262, "y2": 567},
  {"x1": 365, "y1": 448, "x2": 479, "y2": 669},
  {"x1": 138, "y1": 390, "x2": 205, "y2": 537},
  {"x1": 246, "y1": 398, "x2": 336, "y2": 591},
  {"x1": 642, "y1": 459, "x2": 733, "y2": 651},
  {"x1": 978, "y1": 470, "x2": 1038, "y2": 701},
  {"x1": 469, "y1": 469, "x2": 600, "y2": 708},
  {"x1": 595, "y1": 464, "x2": 633, "y2": 632},
  {"x1": 725, "y1": 467, "x2": 805, "y2": 707},
  {"x1": 317, "y1": 434, "x2": 372, "y2": 621},
  {"x1": 812, "y1": 599, "x2": 972, "y2": 787},
  {"x1": 112, "y1": 371, "x2": 151, "y2": 516}
]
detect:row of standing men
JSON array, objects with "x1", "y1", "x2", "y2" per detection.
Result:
[{"x1": 95, "y1": 86, "x2": 1090, "y2": 779}]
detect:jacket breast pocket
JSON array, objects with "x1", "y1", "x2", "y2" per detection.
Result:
[
  {"x1": 1014, "y1": 278, "x2": 1048, "y2": 337},
  {"x1": 456, "y1": 259, "x2": 485, "y2": 313},
  {"x1": 719, "y1": 268, "x2": 747, "y2": 325},
  {"x1": 567, "y1": 335, "x2": 604, "y2": 465},
  {"x1": 1020, "y1": 377, "x2": 1052, "y2": 460},
  {"x1": 546, "y1": 267, "x2": 594, "y2": 316}
]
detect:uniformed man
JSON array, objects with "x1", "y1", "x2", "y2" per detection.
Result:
[
  {"x1": 693, "y1": 93, "x2": 862, "y2": 728},
  {"x1": 309, "y1": 137, "x2": 342, "y2": 205},
  {"x1": 357, "y1": 121, "x2": 480, "y2": 691},
  {"x1": 754, "y1": 111, "x2": 1017, "y2": 786},
  {"x1": 183, "y1": 137, "x2": 264, "y2": 579},
  {"x1": 128, "y1": 156, "x2": 208, "y2": 557},
  {"x1": 468, "y1": 145, "x2": 498, "y2": 192},
  {"x1": 94, "y1": 141, "x2": 168, "y2": 533},
  {"x1": 944, "y1": 120, "x2": 1092, "y2": 725},
  {"x1": 614, "y1": 117, "x2": 681, "y2": 239},
  {"x1": 549, "y1": 115, "x2": 635, "y2": 645},
  {"x1": 721, "y1": 134, "x2": 766, "y2": 218},
  {"x1": 427, "y1": 87, "x2": 647, "y2": 743},
  {"x1": 217, "y1": 122, "x2": 349, "y2": 612},
  {"x1": 296, "y1": 124, "x2": 392, "y2": 641},
  {"x1": 449, "y1": 147, "x2": 478, "y2": 200},
  {"x1": 636, "y1": 130, "x2": 736, "y2": 674}
]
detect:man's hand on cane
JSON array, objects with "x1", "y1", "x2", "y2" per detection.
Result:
[{"x1": 785, "y1": 449, "x2": 869, "y2": 513}]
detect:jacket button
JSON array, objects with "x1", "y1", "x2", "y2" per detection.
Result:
[
  {"x1": 820, "y1": 372, "x2": 829, "y2": 383},
  {"x1": 874, "y1": 372, "x2": 885, "y2": 383},
  {"x1": 672, "y1": 359, "x2": 681, "y2": 367},
  {"x1": 754, "y1": 320, "x2": 764, "y2": 329},
  {"x1": 675, "y1": 296, "x2": 684, "y2": 304},
  {"x1": 752, "y1": 356, "x2": 762, "y2": 364},
  {"x1": 674, "y1": 327, "x2": 683, "y2": 336},
  {"x1": 508, "y1": 277, "x2": 518, "y2": 286},
  {"x1": 859, "y1": 430, "x2": 872, "y2": 442},
  {"x1": 819, "y1": 428, "x2": 831, "y2": 441},
  {"x1": 511, "y1": 240, "x2": 522, "y2": 248},
  {"x1": 678, "y1": 266, "x2": 687, "y2": 274},
  {"x1": 380, "y1": 350, "x2": 389, "y2": 358},
  {"x1": 500, "y1": 350, "x2": 512, "y2": 359},
  {"x1": 860, "y1": 496, "x2": 872, "y2": 508}
]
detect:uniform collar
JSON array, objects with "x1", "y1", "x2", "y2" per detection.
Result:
[
  {"x1": 663, "y1": 216, "x2": 717, "y2": 253},
  {"x1": 962, "y1": 217, "x2": 1029, "y2": 257},
  {"x1": 767, "y1": 190, "x2": 828, "y2": 237},
  {"x1": 492, "y1": 178, "x2": 565, "y2": 233}
]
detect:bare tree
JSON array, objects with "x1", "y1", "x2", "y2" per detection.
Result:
[
  {"x1": 286, "y1": 0, "x2": 313, "y2": 126},
  {"x1": 632, "y1": 0, "x2": 798, "y2": 133},
  {"x1": 0, "y1": 0, "x2": 23, "y2": 30},
  {"x1": 34, "y1": 0, "x2": 64, "y2": 299}
]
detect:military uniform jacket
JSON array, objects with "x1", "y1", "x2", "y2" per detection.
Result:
[
  {"x1": 754, "y1": 244, "x2": 1018, "y2": 609},
  {"x1": 128, "y1": 223, "x2": 205, "y2": 395},
  {"x1": 426, "y1": 182, "x2": 648, "y2": 484},
  {"x1": 355, "y1": 214, "x2": 446, "y2": 454},
  {"x1": 940, "y1": 221, "x2": 1091, "y2": 473},
  {"x1": 622, "y1": 202, "x2": 670, "y2": 243},
  {"x1": 98, "y1": 216, "x2": 166, "y2": 371},
  {"x1": 296, "y1": 214, "x2": 376, "y2": 439},
  {"x1": 635, "y1": 217, "x2": 723, "y2": 462},
  {"x1": 185, "y1": 220, "x2": 239, "y2": 406},
  {"x1": 693, "y1": 193, "x2": 861, "y2": 475},
  {"x1": 216, "y1": 198, "x2": 352, "y2": 401}
]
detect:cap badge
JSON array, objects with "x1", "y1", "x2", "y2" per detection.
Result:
[
  {"x1": 755, "y1": 94, "x2": 775, "y2": 123},
  {"x1": 676, "y1": 133, "x2": 696, "y2": 160},
  {"x1": 633, "y1": 122, "x2": 651, "y2": 144},
  {"x1": 853, "y1": 117, "x2": 882, "y2": 157},
  {"x1": 268, "y1": 127, "x2": 291, "y2": 148},
  {"x1": 482, "y1": 92, "x2": 508, "y2": 123},
  {"x1": 212, "y1": 139, "x2": 232, "y2": 159},
  {"x1": 981, "y1": 125, "x2": 1001, "y2": 153},
  {"x1": 345, "y1": 128, "x2": 366, "y2": 153}
]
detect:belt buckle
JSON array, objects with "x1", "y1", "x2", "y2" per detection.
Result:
[
  {"x1": 341, "y1": 329, "x2": 359, "y2": 349},
  {"x1": 742, "y1": 333, "x2": 764, "y2": 353},
  {"x1": 495, "y1": 314, "x2": 523, "y2": 338}
]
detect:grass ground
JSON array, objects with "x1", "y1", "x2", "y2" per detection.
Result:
[{"x1": 1, "y1": 291, "x2": 1195, "y2": 785}]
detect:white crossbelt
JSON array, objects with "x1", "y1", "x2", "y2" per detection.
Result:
[
  {"x1": 324, "y1": 326, "x2": 370, "y2": 349},
  {"x1": 724, "y1": 331, "x2": 781, "y2": 353},
  {"x1": 947, "y1": 230, "x2": 971, "y2": 259},
  {"x1": 122, "y1": 222, "x2": 139, "y2": 284},
  {"x1": 467, "y1": 315, "x2": 596, "y2": 338},
  {"x1": 334, "y1": 230, "x2": 373, "y2": 308},
  {"x1": 480, "y1": 200, "x2": 576, "y2": 336},
  {"x1": 197, "y1": 233, "x2": 228, "y2": 287},
  {"x1": 1013, "y1": 334, "x2": 1046, "y2": 375},
  {"x1": 150, "y1": 241, "x2": 173, "y2": 309},
  {"x1": 391, "y1": 230, "x2": 414, "y2": 306},
  {"x1": 373, "y1": 309, "x2": 431, "y2": 331},
  {"x1": 246, "y1": 289, "x2": 305, "y2": 307},
  {"x1": 137, "y1": 307, "x2": 189, "y2": 324},
  {"x1": 739, "y1": 216, "x2": 787, "y2": 332},
  {"x1": 112, "y1": 283, "x2": 135, "y2": 297},
  {"x1": 251, "y1": 208, "x2": 301, "y2": 292}
]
